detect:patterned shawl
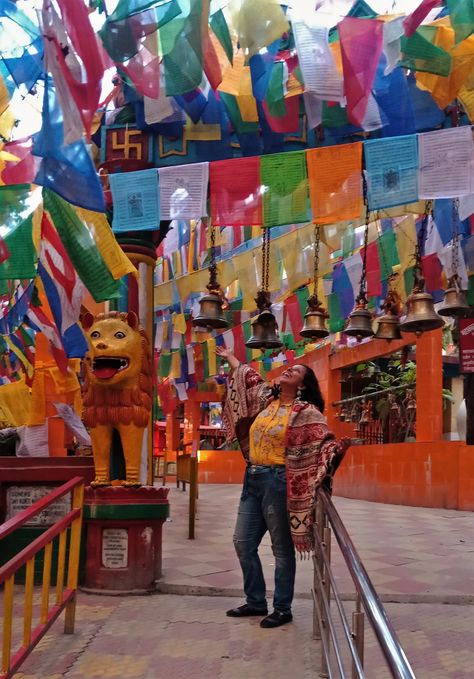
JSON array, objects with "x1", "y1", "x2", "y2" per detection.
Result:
[{"x1": 222, "y1": 364, "x2": 347, "y2": 555}]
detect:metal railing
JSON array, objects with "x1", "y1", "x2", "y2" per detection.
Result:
[
  {"x1": 312, "y1": 489, "x2": 416, "y2": 679},
  {"x1": 0, "y1": 477, "x2": 84, "y2": 679}
]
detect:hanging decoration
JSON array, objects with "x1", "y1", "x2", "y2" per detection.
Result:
[
  {"x1": 192, "y1": 220, "x2": 229, "y2": 330},
  {"x1": 399, "y1": 202, "x2": 444, "y2": 335},
  {"x1": 373, "y1": 282, "x2": 402, "y2": 341},
  {"x1": 343, "y1": 186, "x2": 374, "y2": 342},
  {"x1": 300, "y1": 224, "x2": 329, "y2": 340},
  {"x1": 245, "y1": 227, "x2": 282, "y2": 350},
  {"x1": 438, "y1": 199, "x2": 470, "y2": 318},
  {"x1": 374, "y1": 222, "x2": 402, "y2": 341}
]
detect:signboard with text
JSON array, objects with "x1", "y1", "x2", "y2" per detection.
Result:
[
  {"x1": 459, "y1": 319, "x2": 474, "y2": 373},
  {"x1": 6, "y1": 486, "x2": 71, "y2": 526}
]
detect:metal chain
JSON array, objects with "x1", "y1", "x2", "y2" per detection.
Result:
[
  {"x1": 414, "y1": 201, "x2": 432, "y2": 274},
  {"x1": 261, "y1": 227, "x2": 270, "y2": 292},
  {"x1": 313, "y1": 224, "x2": 321, "y2": 296},
  {"x1": 208, "y1": 220, "x2": 217, "y2": 288},
  {"x1": 358, "y1": 177, "x2": 370, "y2": 302},
  {"x1": 452, "y1": 198, "x2": 460, "y2": 284}
]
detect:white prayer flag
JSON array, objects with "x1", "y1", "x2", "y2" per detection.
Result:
[
  {"x1": 418, "y1": 127, "x2": 474, "y2": 199},
  {"x1": 159, "y1": 163, "x2": 209, "y2": 220}
]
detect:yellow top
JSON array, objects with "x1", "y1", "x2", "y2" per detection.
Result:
[{"x1": 249, "y1": 400, "x2": 291, "y2": 466}]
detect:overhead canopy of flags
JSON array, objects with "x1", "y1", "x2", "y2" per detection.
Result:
[{"x1": 3, "y1": 0, "x2": 474, "y2": 409}]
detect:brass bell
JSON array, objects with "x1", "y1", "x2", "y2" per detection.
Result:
[
  {"x1": 374, "y1": 311, "x2": 402, "y2": 341},
  {"x1": 344, "y1": 303, "x2": 373, "y2": 341},
  {"x1": 300, "y1": 297, "x2": 329, "y2": 339},
  {"x1": 438, "y1": 281, "x2": 469, "y2": 318},
  {"x1": 193, "y1": 291, "x2": 229, "y2": 330},
  {"x1": 245, "y1": 309, "x2": 283, "y2": 350},
  {"x1": 399, "y1": 291, "x2": 444, "y2": 335}
]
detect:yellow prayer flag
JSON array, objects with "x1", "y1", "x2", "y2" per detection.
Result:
[
  {"x1": 172, "y1": 312, "x2": 187, "y2": 334},
  {"x1": 184, "y1": 118, "x2": 222, "y2": 141},
  {"x1": 169, "y1": 351, "x2": 181, "y2": 379},
  {"x1": 417, "y1": 25, "x2": 474, "y2": 109},
  {"x1": 0, "y1": 377, "x2": 31, "y2": 426},
  {"x1": 207, "y1": 337, "x2": 217, "y2": 375},
  {"x1": 227, "y1": 0, "x2": 289, "y2": 58},
  {"x1": 154, "y1": 280, "x2": 174, "y2": 306},
  {"x1": 307, "y1": 143, "x2": 363, "y2": 224},
  {"x1": 75, "y1": 207, "x2": 137, "y2": 280}
]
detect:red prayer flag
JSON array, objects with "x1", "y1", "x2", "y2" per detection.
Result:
[
  {"x1": 210, "y1": 157, "x2": 262, "y2": 226},
  {"x1": 363, "y1": 241, "x2": 382, "y2": 297},
  {"x1": 51, "y1": 0, "x2": 105, "y2": 136},
  {"x1": 422, "y1": 254, "x2": 442, "y2": 292},
  {"x1": 338, "y1": 17, "x2": 384, "y2": 127},
  {"x1": 262, "y1": 95, "x2": 300, "y2": 134},
  {"x1": 1, "y1": 138, "x2": 38, "y2": 185},
  {"x1": 284, "y1": 295, "x2": 303, "y2": 336},
  {"x1": 403, "y1": 0, "x2": 442, "y2": 37},
  {"x1": 0, "y1": 237, "x2": 9, "y2": 264}
]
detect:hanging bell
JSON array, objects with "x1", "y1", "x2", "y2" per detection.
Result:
[
  {"x1": 399, "y1": 290, "x2": 444, "y2": 335},
  {"x1": 300, "y1": 297, "x2": 329, "y2": 339},
  {"x1": 193, "y1": 291, "x2": 229, "y2": 330},
  {"x1": 344, "y1": 302, "x2": 373, "y2": 341},
  {"x1": 438, "y1": 281, "x2": 470, "y2": 318},
  {"x1": 245, "y1": 309, "x2": 283, "y2": 350},
  {"x1": 374, "y1": 311, "x2": 402, "y2": 341}
]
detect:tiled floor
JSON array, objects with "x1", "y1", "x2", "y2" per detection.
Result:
[
  {"x1": 2, "y1": 483, "x2": 474, "y2": 678},
  {"x1": 160, "y1": 484, "x2": 474, "y2": 603}
]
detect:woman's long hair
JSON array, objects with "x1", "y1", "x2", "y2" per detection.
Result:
[{"x1": 300, "y1": 366, "x2": 325, "y2": 413}]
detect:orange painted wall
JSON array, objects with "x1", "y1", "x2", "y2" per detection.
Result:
[
  {"x1": 333, "y1": 441, "x2": 474, "y2": 510},
  {"x1": 197, "y1": 450, "x2": 246, "y2": 484}
]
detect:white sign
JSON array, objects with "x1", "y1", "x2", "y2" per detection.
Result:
[
  {"x1": 102, "y1": 528, "x2": 128, "y2": 569},
  {"x1": 6, "y1": 486, "x2": 71, "y2": 526}
]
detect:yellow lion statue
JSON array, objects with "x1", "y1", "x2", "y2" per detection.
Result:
[{"x1": 82, "y1": 311, "x2": 152, "y2": 487}]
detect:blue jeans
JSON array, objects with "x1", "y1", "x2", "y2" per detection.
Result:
[{"x1": 233, "y1": 466, "x2": 296, "y2": 614}]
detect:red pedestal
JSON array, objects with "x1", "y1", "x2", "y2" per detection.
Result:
[{"x1": 83, "y1": 486, "x2": 169, "y2": 593}]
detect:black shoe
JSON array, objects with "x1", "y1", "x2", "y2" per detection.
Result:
[
  {"x1": 260, "y1": 610, "x2": 293, "y2": 628},
  {"x1": 226, "y1": 604, "x2": 268, "y2": 617}
]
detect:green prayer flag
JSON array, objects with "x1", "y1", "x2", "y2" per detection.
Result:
[
  {"x1": 404, "y1": 267, "x2": 415, "y2": 296},
  {"x1": 322, "y1": 101, "x2": 349, "y2": 128},
  {"x1": 447, "y1": 0, "x2": 474, "y2": 44},
  {"x1": 99, "y1": 0, "x2": 180, "y2": 62},
  {"x1": 159, "y1": 352, "x2": 171, "y2": 378},
  {"x1": 467, "y1": 274, "x2": 474, "y2": 306},
  {"x1": 260, "y1": 151, "x2": 308, "y2": 227},
  {"x1": 400, "y1": 26, "x2": 452, "y2": 77},
  {"x1": 327, "y1": 293, "x2": 344, "y2": 333},
  {"x1": 220, "y1": 93, "x2": 259, "y2": 134},
  {"x1": 377, "y1": 230, "x2": 400, "y2": 281},
  {"x1": 160, "y1": 0, "x2": 203, "y2": 95},
  {"x1": 43, "y1": 189, "x2": 120, "y2": 302},
  {"x1": 0, "y1": 186, "x2": 36, "y2": 281},
  {"x1": 342, "y1": 225, "x2": 355, "y2": 258},
  {"x1": 201, "y1": 341, "x2": 209, "y2": 379},
  {"x1": 210, "y1": 9, "x2": 233, "y2": 65},
  {"x1": 265, "y1": 62, "x2": 286, "y2": 118},
  {"x1": 295, "y1": 287, "x2": 309, "y2": 319}
]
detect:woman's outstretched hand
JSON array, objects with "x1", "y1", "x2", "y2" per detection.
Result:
[{"x1": 216, "y1": 346, "x2": 240, "y2": 370}]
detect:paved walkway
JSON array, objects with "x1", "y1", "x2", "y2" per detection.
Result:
[{"x1": 6, "y1": 484, "x2": 474, "y2": 678}]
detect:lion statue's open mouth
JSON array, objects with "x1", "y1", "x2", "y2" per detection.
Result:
[{"x1": 92, "y1": 357, "x2": 130, "y2": 380}]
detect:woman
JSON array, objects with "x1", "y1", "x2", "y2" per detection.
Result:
[{"x1": 217, "y1": 346, "x2": 350, "y2": 629}]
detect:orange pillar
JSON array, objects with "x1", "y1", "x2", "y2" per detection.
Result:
[{"x1": 416, "y1": 329, "x2": 443, "y2": 442}]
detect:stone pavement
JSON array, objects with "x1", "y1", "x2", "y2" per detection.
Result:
[{"x1": 4, "y1": 484, "x2": 474, "y2": 678}]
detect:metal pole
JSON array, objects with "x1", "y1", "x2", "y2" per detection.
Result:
[
  {"x1": 188, "y1": 453, "x2": 198, "y2": 539},
  {"x1": 320, "y1": 523, "x2": 332, "y2": 678},
  {"x1": 351, "y1": 594, "x2": 365, "y2": 679}
]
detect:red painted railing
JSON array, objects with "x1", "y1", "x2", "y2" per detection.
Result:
[{"x1": 0, "y1": 476, "x2": 84, "y2": 679}]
